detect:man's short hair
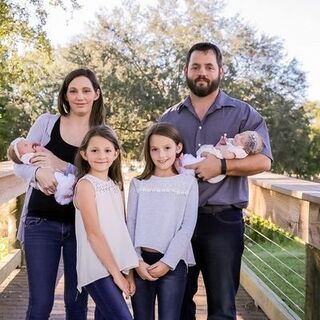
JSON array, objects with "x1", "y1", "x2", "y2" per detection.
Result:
[{"x1": 186, "y1": 42, "x2": 223, "y2": 68}]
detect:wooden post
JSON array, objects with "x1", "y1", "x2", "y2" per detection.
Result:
[
  {"x1": 305, "y1": 244, "x2": 320, "y2": 320},
  {"x1": 14, "y1": 194, "x2": 25, "y2": 249}
]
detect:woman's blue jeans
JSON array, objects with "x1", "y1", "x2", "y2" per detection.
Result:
[
  {"x1": 24, "y1": 217, "x2": 88, "y2": 320},
  {"x1": 132, "y1": 251, "x2": 187, "y2": 320},
  {"x1": 85, "y1": 276, "x2": 133, "y2": 320}
]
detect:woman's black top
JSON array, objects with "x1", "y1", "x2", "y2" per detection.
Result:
[{"x1": 28, "y1": 117, "x2": 77, "y2": 223}]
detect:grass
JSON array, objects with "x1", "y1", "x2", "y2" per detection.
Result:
[{"x1": 244, "y1": 214, "x2": 305, "y2": 319}]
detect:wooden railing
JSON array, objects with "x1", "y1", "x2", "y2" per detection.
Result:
[
  {"x1": 0, "y1": 162, "x2": 319, "y2": 319},
  {"x1": 0, "y1": 161, "x2": 26, "y2": 284},
  {"x1": 244, "y1": 172, "x2": 320, "y2": 320}
]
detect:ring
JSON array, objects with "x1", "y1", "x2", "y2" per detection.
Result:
[{"x1": 197, "y1": 173, "x2": 202, "y2": 179}]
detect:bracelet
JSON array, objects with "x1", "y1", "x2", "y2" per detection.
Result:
[
  {"x1": 34, "y1": 166, "x2": 41, "y2": 181},
  {"x1": 220, "y1": 159, "x2": 227, "y2": 175}
]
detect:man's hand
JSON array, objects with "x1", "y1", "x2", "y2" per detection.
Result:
[{"x1": 185, "y1": 153, "x2": 221, "y2": 181}]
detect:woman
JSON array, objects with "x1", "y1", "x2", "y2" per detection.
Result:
[{"x1": 14, "y1": 68, "x2": 106, "y2": 320}]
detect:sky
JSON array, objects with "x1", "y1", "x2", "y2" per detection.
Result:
[{"x1": 45, "y1": 0, "x2": 320, "y2": 101}]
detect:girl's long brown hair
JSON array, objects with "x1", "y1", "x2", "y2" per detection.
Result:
[
  {"x1": 74, "y1": 125, "x2": 124, "y2": 189},
  {"x1": 137, "y1": 122, "x2": 184, "y2": 180}
]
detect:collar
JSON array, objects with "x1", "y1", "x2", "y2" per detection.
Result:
[{"x1": 177, "y1": 90, "x2": 237, "y2": 113}]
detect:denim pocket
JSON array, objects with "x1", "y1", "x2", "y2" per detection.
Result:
[
  {"x1": 24, "y1": 217, "x2": 44, "y2": 229},
  {"x1": 215, "y1": 209, "x2": 244, "y2": 225}
]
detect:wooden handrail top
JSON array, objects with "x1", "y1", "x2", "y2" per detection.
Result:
[
  {"x1": 0, "y1": 162, "x2": 319, "y2": 206},
  {"x1": 249, "y1": 172, "x2": 320, "y2": 205},
  {"x1": 0, "y1": 161, "x2": 27, "y2": 205},
  {"x1": 0, "y1": 161, "x2": 14, "y2": 179}
]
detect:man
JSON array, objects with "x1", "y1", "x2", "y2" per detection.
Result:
[{"x1": 159, "y1": 42, "x2": 272, "y2": 320}]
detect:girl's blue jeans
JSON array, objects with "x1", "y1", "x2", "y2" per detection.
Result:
[
  {"x1": 24, "y1": 217, "x2": 88, "y2": 320},
  {"x1": 131, "y1": 251, "x2": 187, "y2": 320},
  {"x1": 85, "y1": 276, "x2": 133, "y2": 320}
]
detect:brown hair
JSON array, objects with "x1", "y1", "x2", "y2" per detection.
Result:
[
  {"x1": 137, "y1": 122, "x2": 184, "y2": 180},
  {"x1": 7, "y1": 145, "x2": 23, "y2": 164},
  {"x1": 57, "y1": 68, "x2": 106, "y2": 127},
  {"x1": 74, "y1": 125, "x2": 124, "y2": 189},
  {"x1": 186, "y1": 42, "x2": 223, "y2": 68}
]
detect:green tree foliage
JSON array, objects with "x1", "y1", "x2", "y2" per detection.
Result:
[
  {"x1": 0, "y1": 0, "x2": 318, "y2": 178},
  {"x1": 55, "y1": 0, "x2": 314, "y2": 175},
  {"x1": 303, "y1": 101, "x2": 320, "y2": 178},
  {"x1": 0, "y1": 0, "x2": 79, "y2": 160}
]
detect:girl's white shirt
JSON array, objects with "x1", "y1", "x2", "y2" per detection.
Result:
[{"x1": 75, "y1": 174, "x2": 139, "y2": 291}]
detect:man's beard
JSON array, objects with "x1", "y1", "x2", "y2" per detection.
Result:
[{"x1": 186, "y1": 75, "x2": 220, "y2": 97}]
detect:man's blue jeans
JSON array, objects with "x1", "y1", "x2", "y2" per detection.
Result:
[
  {"x1": 180, "y1": 207, "x2": 244, "y2": 320},
  {"x1": 24, "y1": 217, "x2": 88, "y2": 320},
  {"x1": 132, "y1": 251, "x2": 187, "y2": 320},
  {"x1": 85, "y1": 276, "x2": 133, "y2": 320}
]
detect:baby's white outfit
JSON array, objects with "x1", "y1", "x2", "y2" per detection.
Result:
[
  {"x1": 75, "y1": 174, "x2": 139, "y2": 291},
  {"x1": 53, "y1": 172, "x2": 76, "y2": 205},
  {"x1": 180, "y1": 140, "x2": 247, "y2": 183}
]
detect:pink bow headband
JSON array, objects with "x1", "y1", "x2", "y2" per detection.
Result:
[{"x1": 10, "y1": 137, "x2": 26, "y2": 160}]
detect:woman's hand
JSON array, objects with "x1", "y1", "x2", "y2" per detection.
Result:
[
  {"x1": 35, "y1": 167, "x2": 57, "y2": 195},
  {"x1": 31, "y1": 149, "x2": 67, "y2": 172},
  {"x1": 148, "y1": 261, "x2": 170, "y2": 278},
  {"x1": 135, "y1": 260, "x2": 158, "y2": 281}
]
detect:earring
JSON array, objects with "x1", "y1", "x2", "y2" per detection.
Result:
[{"x1": 63, "y1": 104, "x2": 69, "y2": 114}]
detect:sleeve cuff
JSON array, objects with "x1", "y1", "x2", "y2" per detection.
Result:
[
  {"x1": 160, "y1": 257, "x2": 177, "y2": 271},
  {"x1": 65, "y1": 163, "x2": 77, "y2": 175}
]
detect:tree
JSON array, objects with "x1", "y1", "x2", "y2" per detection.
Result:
[
  {"x1": 303, "y1": 101, "x2": 320, "y2": 178},
  {"x1": 2, "y1": 0, "x2": 316, "y2": 177},
  {"x1": 0, "y1": 0, "x2": 79, "y2": 160},
  {"x1": 56, "y1": 0, "x2": 312, "y2": 173}
]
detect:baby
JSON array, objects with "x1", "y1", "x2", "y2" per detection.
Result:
[
  {"x1": 179, "y1": 130, "x2": 264, "y2": 183},
  {"x1": 8, "y1": 137, "x2": 76, "y2": 205}
]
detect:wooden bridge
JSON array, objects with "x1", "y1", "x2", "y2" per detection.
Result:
[
  {"x1": 0, "y1": 161, "x2": 319, "y2": 319},
  {"x1": 0, "y1": 263, "x2": 267, "y2": 319}
]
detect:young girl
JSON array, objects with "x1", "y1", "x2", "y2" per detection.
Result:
[
  {"x1": 127, "y1": 122, "x2": 199, "y2": 320},
  {"x1": 74, "y1": 125, "x2": 139, "y2": 320}
]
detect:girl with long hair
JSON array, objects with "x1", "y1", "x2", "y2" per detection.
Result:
[
  {"x1": 127, "y1": 122, "x2": 198, "y2": 320},
  {"x1": 74, "y1": 125, "x2": 138, "y2": 320}
]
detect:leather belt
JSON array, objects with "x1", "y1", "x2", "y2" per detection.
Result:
[{"x1": 198, "y1": 205, "x2": 235, "y2": 215}]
